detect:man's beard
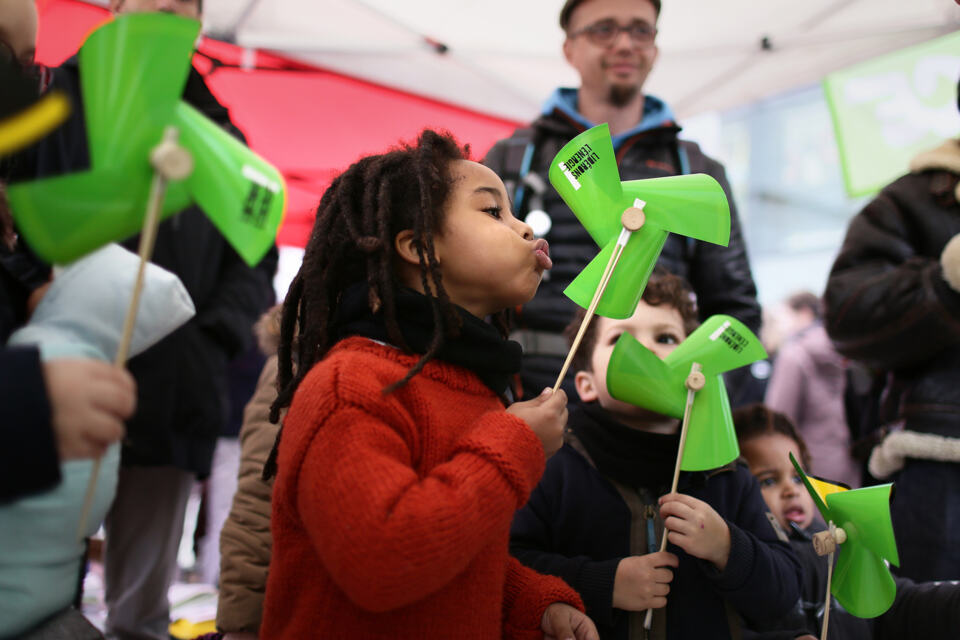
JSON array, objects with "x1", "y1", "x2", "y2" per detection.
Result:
[{"x1": 607, "y1": 84, "x2": 639, "y2": 108}]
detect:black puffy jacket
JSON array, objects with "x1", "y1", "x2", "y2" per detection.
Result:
[
  {"x1": 485, "y1": 108, "x2": 760, "y2": 397},
  {"x1": 824, "y1": 139, "x2": 960, "y2": 437}
]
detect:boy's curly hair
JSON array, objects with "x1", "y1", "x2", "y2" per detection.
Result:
[
  {"x1": 564, "y1": 269, "x2": 698, "y2": 373},
  {"x1": 732, "y1": 403, "x2": 812, "y2": 469},
  {"x1": 264, "y1": 130, "x2": 508, "y2": 478}
]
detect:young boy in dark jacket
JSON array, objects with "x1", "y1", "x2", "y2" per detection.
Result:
[
  {"x1": 734, "y1": 403, "x2": 960, "y2": 640},
  {"x1": 510, "y1": 272, "x2": 802, "y2": 639}
]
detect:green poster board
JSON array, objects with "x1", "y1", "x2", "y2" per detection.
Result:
[{"x1": 824, "y1": 31, "x2": 960, "y2": 197}]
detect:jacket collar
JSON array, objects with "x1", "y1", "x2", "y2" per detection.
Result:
[{"x1": 540, "y1": 87, "x2": 677, "y2": 148}]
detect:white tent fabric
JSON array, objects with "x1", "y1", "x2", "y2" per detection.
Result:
[{"x1": 193, "y1": 0, "x2": 960, "y2": 121}]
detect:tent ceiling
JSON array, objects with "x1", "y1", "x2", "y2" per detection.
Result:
[
  {"x1": 76, "y1": 1, "x2": 960, "y2": 120},
  {"x1": 194, "y1": 0, "x2": 959, "y2": 120}
]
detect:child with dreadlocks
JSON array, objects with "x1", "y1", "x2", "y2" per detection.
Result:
[{"x1": 258, "y1": 130, "x2": 598, "y2": 640}]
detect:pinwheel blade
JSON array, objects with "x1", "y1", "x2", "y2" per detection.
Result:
[
  {"x1": 789, "y1": 452, "x2": 848, "y2": 521},
  {"x1": 564, "y1": 230, "x2": 668, "y2": 319},
  {"x1": 666, "y1": 315, "x2": 767, "y2": 377},
  {"x1": 547, "y1": 123, "x2": 624, "y2": 246},
  {"x1": 6, "y1": 169, "x2": 188, "y2": 264},
  {"x1": 80, "y1": 12, "x2": 198, "y2": 169},
  {"x1": 832, "y1": 538, "x2": 897, "y2": 618},
  {"x1": 173, "y1": 103, "x2": 285, "y2": 266},
  {"x1": 828, "y1": 484, "x2": 899, "y2": 569},
  {"x1": 621, "y1": 174, "x2": 730, "y2": 246},
  {"x1": 607, "y1": 333, "x2": 687, "y2": 418},
  {"x1": 681, "y1": 375, "x2": 740, "y2": 471}
]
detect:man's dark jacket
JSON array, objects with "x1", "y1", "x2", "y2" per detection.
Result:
[
  {"x1": 10, "y1": 58, "x2": 278, "y2": 476},
  {"x1": 485, "y1": 97, "x2": 760, "y2": 397}
]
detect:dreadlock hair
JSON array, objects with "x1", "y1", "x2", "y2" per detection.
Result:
[
  {"x1": 563, "y1": 268, "x2": 699, "y2": 374},
  {"x1": 264, "y1": 129, "x2": 506, "y2": 479},
  {"x1": 731, "y1": 403, "x2": 813, "y2": 469},
  {"x1": 0, "y1": 185, "x2": 14, "y2": 251}
]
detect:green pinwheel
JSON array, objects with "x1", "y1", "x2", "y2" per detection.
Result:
[
  {"x1": 790, "y1": 453, "x2": 899, "y2": 621},
  {"x1": 549, "y1": 123, "x2": 730, "y2": 320},
  {"x1": 607, "y1": 315, "x2": 767, "y2": 471},
  {"x1": 6, "y1": 12, "x2": 284, "y2": 267}
]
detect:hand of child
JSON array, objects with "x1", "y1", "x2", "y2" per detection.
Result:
[
  {"x1": 541, "y1": 602, "x2": 599, "y2": 640},
  {"x1": 612, "y1": 551, "x2": 678, "y2": 611},
  {"x1": 43, "y1": 359, "x2": 136, "y2": 459},
  {"x1": 659, "y1": 493, "x2": 731, "y2": 571},
  {"x1": 507, "y1": 388, "x2": 568, "y2": 458}
]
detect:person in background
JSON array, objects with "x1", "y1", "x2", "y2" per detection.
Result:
[
  {"x1": 735, "y1": 403, "x2": 960, "y2": 640},
  {"x1": 510, "y1": 270, "x2": 801, "y2": 639},
  {"x1": 484, "y1": 0, "x2": 761, "y2": 403},
  {"x1": 194, "y1": 341, "x2": 268, "y2": 587},
  {"x1": 1, "y1": 0, "x2": 134, "y2": 505},
  {"x1": 822, "y1": 79, "x2": 960, "y2": 582},
  {"x1": 765, "y1": 291, "x2": 859, "y2": 488},
  {"x1": 214, "y1": 305, "x2": 282, "y2": 640},
  {"x1": 6, "y1": 0, "x2": 278, "y2": 637}
]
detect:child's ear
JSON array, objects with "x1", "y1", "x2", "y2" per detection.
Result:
[
  {"x1": 394, "y1": 229, "x2": 435, "y2": 267},
  {"x1": 574, "y1": 370, "x2": 599, "y2": 403}
]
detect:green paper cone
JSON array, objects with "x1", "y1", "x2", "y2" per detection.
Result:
[
  {"x1": 549, "y1": 124, "x2": 731, "y2": 319},
  {"x1": 620, "y1": 175, "x2": 729, "y2": 245},
  {"x1": 607, "y1": 315, "x2": 767, "y2": 470},
  {"x1": 8, "y1": 12, "x2": 285, "y2": 267},
  {"x1": 682, "y1": 374, "x2": 738, "y2": 471},
  {"x1": 789, "y1": 453, "x2": 900, "y2": 618},
  {"x1": 548, "y1": 124, "x2": 623, "y2": 247},
  {"x1": 832, "y1": 539, "x2": 897, "y2": 618},
  {"x1": 173, "y1": 103, "x2": 285, "y2": 265},
  {"x1": 566, "y1": 231, "x2": 667, "y2": 319},
  {"x1": 80, "y1": 12, "x2": 197, "y2": 170},
  {"x1": 607, "y1": 333, "x2": 687, "y2": 418},
  {"x1": 829, "y1": 485, "x2": 899, "y2": 569}
]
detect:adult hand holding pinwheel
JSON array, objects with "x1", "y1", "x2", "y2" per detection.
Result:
[{"x1": 6, "y1": 12, "x2": 285, "y2": 538}]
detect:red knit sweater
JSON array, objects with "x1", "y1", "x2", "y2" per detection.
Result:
[{"x1": 260, "y1": 337, "x2": 583, "y2": 639}]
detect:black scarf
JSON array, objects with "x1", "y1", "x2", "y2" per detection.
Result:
[
  {"x1": 334, "y1": 283, "x2": 521, "y2": 398},
  {"x1": 571, "y1": 403, "x2": 680, "y2": 491}
]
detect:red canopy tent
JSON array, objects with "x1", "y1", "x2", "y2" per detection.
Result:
[{"x1": 34, "y1": 0, "x2": 523, "y2": 250}]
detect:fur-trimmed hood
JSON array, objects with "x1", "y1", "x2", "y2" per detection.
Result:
[{"x1": 910, "y1": 138, "x2": 960, "y2": 202}]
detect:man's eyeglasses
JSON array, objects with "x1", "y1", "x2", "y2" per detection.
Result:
[{"x1": 569, "y1": 20, "x2": 657, "y2": 47}]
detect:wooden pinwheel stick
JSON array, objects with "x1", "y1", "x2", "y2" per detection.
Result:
[
  {"x1": 76, "y1": 126, "x2": 194, "y2": 540},
  {"x1": 644, "y1": 361, "x2": 705, "y2": 630},
  {"x1": 552, "y1": 203, "x2": 646, "y2": 393},
  {"x1": 813, "y1": 522, "x2": 847, "y2": 640}
]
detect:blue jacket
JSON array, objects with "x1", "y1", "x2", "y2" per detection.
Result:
[{"x1": 510, "y1": 406, "x2": 802, "y2": 639}]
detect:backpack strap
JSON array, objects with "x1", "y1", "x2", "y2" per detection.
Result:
[{"x1": 498, "y1": 127, "x2": 536, "y2": 211}]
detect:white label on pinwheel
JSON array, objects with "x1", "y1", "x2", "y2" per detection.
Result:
[
  {"x1": 242, "y1": 164, "x2": 281, "y2": 194},
  {"x1": 558, "y1": 161, "x2": 582, "y2": 191}
]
